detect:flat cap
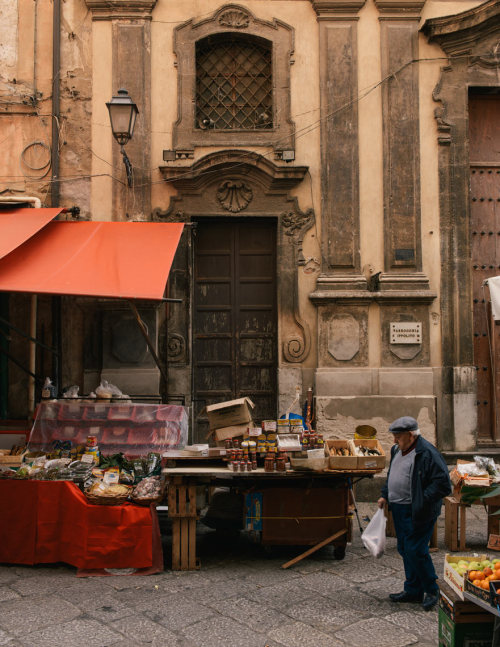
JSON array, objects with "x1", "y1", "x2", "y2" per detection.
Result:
[{"x1": 389, "y1": 416, "x2": 418, "y2": 433}]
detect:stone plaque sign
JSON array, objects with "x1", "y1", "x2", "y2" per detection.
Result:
[{"x1": 390, "y1": 322, "x2": 422, "y2": 344}]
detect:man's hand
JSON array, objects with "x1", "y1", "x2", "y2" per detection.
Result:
[{"x1": 377, "y1": 497, "x2": 387, "y2": 509}]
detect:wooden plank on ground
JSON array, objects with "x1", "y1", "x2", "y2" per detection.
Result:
[{"x1": 281, "y1": 528, "x2": 347, "y2": 569}]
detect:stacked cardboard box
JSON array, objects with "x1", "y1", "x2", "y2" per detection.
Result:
[{"x1": 204, "y1": 398, "x2": 255, "y2": 444}]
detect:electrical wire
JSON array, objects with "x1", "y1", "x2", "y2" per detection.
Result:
[{"x1": 0, "y1": 51, "x2": 498, "y2": 190}]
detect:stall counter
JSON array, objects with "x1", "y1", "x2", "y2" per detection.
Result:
[{"x1": 0, "y1": 480, "x2": 161, "y2": 571}]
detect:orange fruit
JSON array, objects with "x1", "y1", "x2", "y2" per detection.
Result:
[
  {"x1": 473, "y1": 579, "x2": 482, "y2": 587},
  {"x1": 475, "y1": 572, "x2": 486, "y2": 581},
  {"x1": 495, "y1": 563, "x2": 500, "y2": 571},
  {"x1": 469, "y1": 571, "x2": 479, "y2": 580},
  {"x1": 484, "y1": 567, "x2": 494, "y2": 577},
  {"x1": 481, "y1": 580, "x2": 491, "y2": 590}
]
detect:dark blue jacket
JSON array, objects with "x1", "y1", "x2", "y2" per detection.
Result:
[{"x1": 381, "y1": 435, "x2": 451, "y2": 527}]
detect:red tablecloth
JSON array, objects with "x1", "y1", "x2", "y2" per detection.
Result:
[{"x1": 0, "y1": 480, "x2": 159, "y2": 570}]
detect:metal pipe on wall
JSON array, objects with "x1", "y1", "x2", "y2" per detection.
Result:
[
  {"x1": 51, "y1": 0, "x2": 62, "y2": 396},
  {"x1": 28, "y1": 295, "x2": 37, "y2": 416}
]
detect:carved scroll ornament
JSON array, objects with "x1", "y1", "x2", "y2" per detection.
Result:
[{"x1": 281, "y1": 206, "x2": 315, "y2": 363}]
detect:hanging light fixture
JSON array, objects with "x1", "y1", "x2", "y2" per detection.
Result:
[{"x1": 106, "y1": 89, "x2": 139, "y2": 187}]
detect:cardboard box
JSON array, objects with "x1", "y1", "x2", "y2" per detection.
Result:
[
  {"x1": 205, "y1": 398, "x2": 254, "y2": 430},
  {"x1": 351, "y1": 439, "x2": 385, "y2": 469},
  {"x1": 444, "y1": 554, "x2": 487, "y2": 600},
  {"x1": 214, "y1": 424, "x2": 252, "y2": 444},
  {"x1": 325, "y1": 439, "x2": 358, "y2": 470},
  {"x1": 438, "y1": 607, "x2": 493, "y2": 647}
]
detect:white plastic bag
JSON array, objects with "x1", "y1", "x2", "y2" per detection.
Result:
[{"x1": 361, "y1": 507, "x2": 387, "y2": 558}]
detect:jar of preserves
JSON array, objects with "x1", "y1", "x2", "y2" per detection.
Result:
[
  {"x1": 276, "y1": 452, "x2": 286, "y2": 472},
  {"x1": 264, "y1": 452, "x2": 275, "y2": 472}
]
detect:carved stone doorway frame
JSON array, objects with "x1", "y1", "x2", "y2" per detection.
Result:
[
  {"x1": 154, "y1": 150, "x2": 315, "y2": 432},
  {"x1": 422, "y1": 0, "x2": 500, "y2": 451}
]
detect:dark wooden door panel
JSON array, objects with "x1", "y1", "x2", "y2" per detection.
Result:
[
  {"x1": 193, "y1": 219, "x2": 277, "y2": 440},
  {"x1": 470, "y1": 94, "x2": 500, "y2": 444}
]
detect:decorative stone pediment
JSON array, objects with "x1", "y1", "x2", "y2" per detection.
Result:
[{"x1": 422, "y1": 0, "x2": 500, "y2": 56}]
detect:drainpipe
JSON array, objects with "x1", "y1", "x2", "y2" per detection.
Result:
[{"x1": 51, "y1": 0, "x2": 62, "y2": 396}]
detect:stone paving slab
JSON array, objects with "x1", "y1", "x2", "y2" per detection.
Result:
[{"x1": 0, "y1": 502, "x2": 491, "y2": 646}]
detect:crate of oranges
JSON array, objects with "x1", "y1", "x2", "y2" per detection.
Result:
[{"x1": 465, "y1": 559, "x2": 500, "y2": 604}]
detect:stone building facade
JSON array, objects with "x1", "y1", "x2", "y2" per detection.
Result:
[{"x1": 1, "y1": 0, "x2": 499, "y2": 454}]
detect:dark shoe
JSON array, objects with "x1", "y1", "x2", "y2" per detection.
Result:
[
  {"x1": 422, "y1": 592, "x2": 439, "y2": 611},
  {"x1": 389, "y1": 591, "x2": 424, "y2": 603}
]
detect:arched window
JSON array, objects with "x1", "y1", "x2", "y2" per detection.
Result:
[{"x1": 196, "y1": 34, "x2": 273, "y2": 131}]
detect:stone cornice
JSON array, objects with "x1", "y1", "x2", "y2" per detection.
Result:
[
  {"x1": 84, "y1": 0, "x2": 157, "y2": 20},
  {"x1": 309, "y1": 289, "x2": 437, "y2": 305},
  {"x1": 421, "y1": 0, "x2": 500, "y2": 55},
  {"x1": 311, "y1": 0, "x2": 366, "y2": 18},
  {"x1": 374, "y1": 0, "x2": 425, "y2": 17}
]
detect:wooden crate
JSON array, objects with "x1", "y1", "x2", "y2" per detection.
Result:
[
  {"x1": 167, "y1": 476, "x2": 200, "y2": 570},
  {"x1": 325, "y1": 439, "x2": 357, "y2": 470}
]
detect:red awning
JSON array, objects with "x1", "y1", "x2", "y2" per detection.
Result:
[
  {"x1": 0, "y1": 220, "x2": 184, "y2": 300},
  {"x1": 0, "y1": 208, "x2": 64, "y2": 260}
]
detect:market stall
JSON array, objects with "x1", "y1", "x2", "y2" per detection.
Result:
[
  {"x1": 0, "y1": 212, "x2": 187, "y2": 571},
  {"x1": 0, "y1": 399, "x2": 188, "y2": 571},
  {"x1": 161, "y1": 399, "x2": 385, "y2": 570}
]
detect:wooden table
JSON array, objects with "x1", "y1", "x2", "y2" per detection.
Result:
[
  {"x1": 444, "y1": 494, "x2": 500, "y2": 551},
  {"x1": 163, "y1": 466, "x2": 379, "y2": 571}
]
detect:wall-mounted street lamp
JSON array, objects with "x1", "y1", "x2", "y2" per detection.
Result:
[{"x1": 106, "y1": 89, "x2": 138, "y2": 187}]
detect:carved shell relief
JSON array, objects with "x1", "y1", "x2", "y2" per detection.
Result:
[
  {"x1": 218, "y1": 9, "x2": 250, "y2": 28},
  {"x1": 216, "y1": 180, "x2": 253, "y2": 212}
]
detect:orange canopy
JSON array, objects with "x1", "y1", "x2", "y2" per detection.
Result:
[
  {"x1": 0, "y1": 220, "x2": 184, "y2": 300},
  {"x1": 0, "y1": 208, "x2": 63, "y2": 259}
]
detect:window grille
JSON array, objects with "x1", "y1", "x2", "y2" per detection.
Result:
[{"x1": 196, "y1": 34, "x2": 273, "y2": 131}]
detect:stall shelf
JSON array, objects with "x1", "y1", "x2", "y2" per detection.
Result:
[
  {"x1": 28, "y1": 401, "x2": 188, "y2": 457},
  {"x1": 163, "y1": 465, "x2": 379, "y2": 571}
]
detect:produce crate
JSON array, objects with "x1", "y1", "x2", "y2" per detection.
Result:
[
  {"x1": 443, "y1": 553, "x2": 487, "y2": 600},
  {"x1": 325, "y1": 439, "x2": 357, "y2": 470},
  {"x1": 464, "y1": 574, "x2": 500, "y2": 604},
  {"x1": 351, "y1": 439, "x2": 385, "y2": 469}
]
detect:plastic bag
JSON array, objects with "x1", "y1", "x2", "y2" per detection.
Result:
[
  {"x1": 62, "y1": 385, "x2": 79, "y2": 398},
  {"x1": 362, "y1": 507, "x2": 387, "y2": 558}
]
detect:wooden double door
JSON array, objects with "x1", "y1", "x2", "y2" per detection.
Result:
[
  {"x1": 470, "y1": 92, "x2": 500, "y2": 445},
  {"x1": 192, "y1": 218, "x2": 277, "y2": 440}
]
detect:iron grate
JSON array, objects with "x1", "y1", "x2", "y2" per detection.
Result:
[{"x1": 196, "y1": 34, "x2": 273, "y2": 131}]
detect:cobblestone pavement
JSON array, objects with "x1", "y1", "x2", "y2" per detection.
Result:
[{"x1": 0, "y1": 502, "x2": 490, "y2": 647}]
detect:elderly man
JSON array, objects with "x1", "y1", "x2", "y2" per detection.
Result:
[{"x1": 377, "y1": 416, "x2": 451, "y2": 611}]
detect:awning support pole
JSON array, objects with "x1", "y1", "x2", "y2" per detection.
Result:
[
  {"x1": 128, "y1": 301, "x2": 169, "y2": 395},
  {"x1": 28, "y1": 295, "x2": 37, "y2": 416}
]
